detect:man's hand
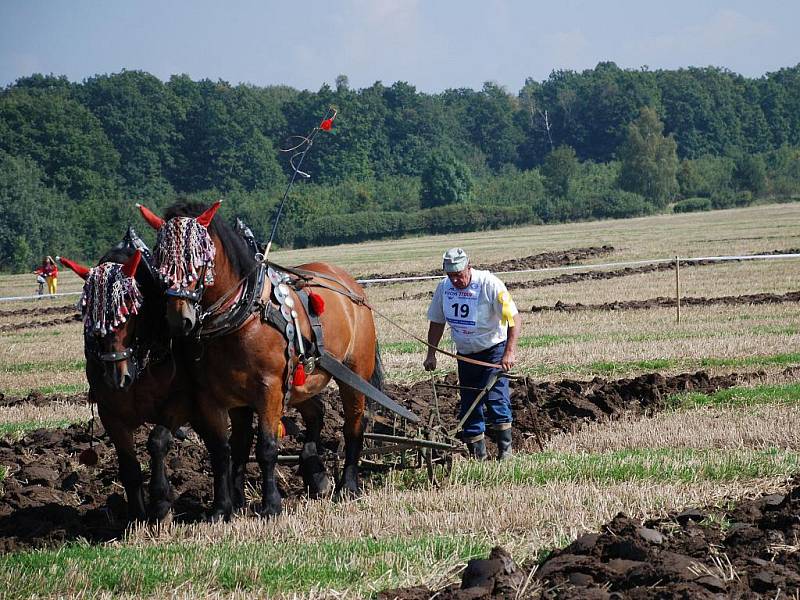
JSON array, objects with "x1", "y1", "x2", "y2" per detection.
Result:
[
  {"x1": 500, "y1": 349, "x2": 516, "y2": 371},
  {"x1": 423, "y1": 354, "x2": 438, "y2": 371}
]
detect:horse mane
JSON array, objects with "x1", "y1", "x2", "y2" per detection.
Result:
[{"x1": 163, "y1": 201, "x2": 256, "y2": 278}]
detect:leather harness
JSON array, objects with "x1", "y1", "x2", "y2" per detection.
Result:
[
  {"x1": 190, "y1": 220, "x2": 325, "y2": 405},
  {"x1": 186, "y1": 221, "x2": 418, "y2": 421}
]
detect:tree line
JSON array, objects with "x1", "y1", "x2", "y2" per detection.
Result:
[{"x1": 1, "y1": 63, "x2": 799, "y2": 271}]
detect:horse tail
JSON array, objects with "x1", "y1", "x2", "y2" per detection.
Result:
[{"x1": 370, "y1": 340, "x2": 385, "y2": 391}]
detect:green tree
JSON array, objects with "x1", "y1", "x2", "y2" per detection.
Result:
[
  {"x1": 9, "y1": 235, "x2": 33, "y2": 273},
  {"x1": 677, "y1": 159, "x2": 704, "y2": 198},
  {"x1": 732, "y1": 153, "x2": 767, "y2": 195},
  {"x1": 540, "y1": 145, "x2": 578, "y2": 197},
  {"x1": 80, "y1": 70, "x2": 184, "y2": 191},
  {"x1": 420, "y1": 151, "x2": 474, "y2": 208},
  {"x1": 617, "y1": 107, "x2": 679, "y2": 207},
  {"x1": 0, "y1": 151, "x2": 76, "y2": 272},
  {"x1": 168, "y1": 77, "x2": 285, "y2": 193},
  {"x1": 0, "y1": 88, "x2": 120, "y2": 199}
]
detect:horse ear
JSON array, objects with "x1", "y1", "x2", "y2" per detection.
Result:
[
  {"x1": 136, "y1": 203, "x2": 165, "y2": 230},
  {"x1": 122, "y1": 249, "x2": 142, "y2": 278},
  {"x1": 196, "y1": 200, "x2": 222, "y2": 228},
  {"x1": 59, "y1": 256, "x2": 90, "y2": 280}
]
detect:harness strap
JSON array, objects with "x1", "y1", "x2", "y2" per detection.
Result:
[
  {"x1": 261, "y1": 302, "x2": 296, "y2": 405},
  {"x1": 278, "y1": 262, "x2": 504, "y2": 371},
  {"x1": 295, "y1": 289, "x2": 325, "y2": 356},
  {"x1": 368, "y1": 302, "x2": 504, "y2": 370}
]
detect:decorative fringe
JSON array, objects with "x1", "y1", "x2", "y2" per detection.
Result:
[
  {"x1": 292, "y1": 363, "x2": 306, "y2": 386},
  {"x1": 154, "y1": 217, "x2": 216, "y2": 290},
  {"x1": 308, "y1": 290, "x2": 325, "y2": 315},
  {"x1": 80, "y1": 262, "x2": 143, "y2": 336}
]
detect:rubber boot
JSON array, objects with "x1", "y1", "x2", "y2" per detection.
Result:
[
  {"x1": 494, "y1": 428, "x2": 513, "y2": 461},
  {"x1": 465, "y1": 436, "x2": 488, "y2": 461}
]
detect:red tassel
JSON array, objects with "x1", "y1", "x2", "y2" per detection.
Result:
[
  {"x1": 292, "y1": 363, "x2": 306, "y2": 386},
  {"x1": 308, "y1": 290, "x2": 325, "y2": 315},
  {"x1": 320, "y1": 118, "x2": 333, "y2": 131}
]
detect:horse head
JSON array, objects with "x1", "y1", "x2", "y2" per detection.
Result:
[
  {"x1": 60, "y1": 251, "x2": 144, "y2": 391},
  {"x1": 137, "y1": 201, "x2": 221, "y2": 336}
]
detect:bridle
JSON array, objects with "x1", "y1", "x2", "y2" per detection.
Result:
[
  {"x1": 165, "y1": 261, "x2": 210, "y2": 305},
  {"x1": 84, "y1": 326, "x2": 152, "y2": 384},
  {"x1": 164, "y1": 261, "x2": 214, "y2": 330}
]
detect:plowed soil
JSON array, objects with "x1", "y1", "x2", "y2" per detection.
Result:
[
  {"x1": 359, "y1": 246, "x2": 615, "y2": 283},
  {"x1": 0, "y1": 314, "x2": 81, "y2": 333},
  {"x1": 530, "y1": 290, "x2": 800, "y2": 313},
  {"x1": 0, "y1": 305, "x2": 77, "y2": 319},
  {"x1": 393, "y1": 248, "x2": 800, "y2": 301},
  {"x1": 379, "y1": 481, "x2": 800, "y2": 599},
  {"x1": 0, "y1": 369, "x2": 752, "y2": 552}
]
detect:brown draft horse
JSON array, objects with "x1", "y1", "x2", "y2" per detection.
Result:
[
  {"x1": 60, "y1": 240, "x2": 195, "y2": 522},
  {"x1": 138, "y1": 200, "x2": 379, "y2": 518}
]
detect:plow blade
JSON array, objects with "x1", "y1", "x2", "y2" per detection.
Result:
[{"x1": 318, "y1": 351, "x2": 420, "y2": 423}]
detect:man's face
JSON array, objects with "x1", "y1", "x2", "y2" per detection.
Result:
[{"x1": 446, "y1": 265, "x2": 471, "y2": 289}]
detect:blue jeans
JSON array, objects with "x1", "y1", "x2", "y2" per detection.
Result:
[{"x1": 457, "y1": 342, "x2": 511, "y2": 438}]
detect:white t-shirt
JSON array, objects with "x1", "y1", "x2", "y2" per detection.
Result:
[{"x1": 427, "y1": 269, "x2": 518, "y2": 355}]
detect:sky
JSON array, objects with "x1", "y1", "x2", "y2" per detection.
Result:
[{"x1": 1, "y1": 0, "x2": 798, "y2": 93}]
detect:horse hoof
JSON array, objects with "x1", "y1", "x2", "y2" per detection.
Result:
[
  {"x1": 308, "y1": 474, "x2": 331, "y2": 499},
  {"x1": 300, "y1": 444, "x2": 330, "y2": 498},
  {"x1": 334, "y1": 482, "x2": 361, "y2": 502},
  {"x1": 148, "y1": 501, "x2": 172, "y2": 522},
  {"x1": 206, "y1": 508, "x2": 231, "y2": 523},
  {"x1": 334, "y1": 465, "x2": 361, "y2": 501},
  {"x1": 256, "y1": 503, "x2": 282, "y2": 519},
  {"x1": 232, "y1": 490, "x2": 247, "y2": 511}
]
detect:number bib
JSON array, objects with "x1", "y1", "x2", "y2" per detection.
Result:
[{"x1": 443, "y1": 283, "x2": 480, "y2": 337}]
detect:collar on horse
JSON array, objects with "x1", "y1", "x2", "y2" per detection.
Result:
[{"x1": 193, "y1": 220, "x2": 269, "y2": 339}]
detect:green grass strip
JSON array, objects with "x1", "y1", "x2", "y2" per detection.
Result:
[
  {"x1": 699, "y1": 353, "x2": 800, "y2": 368},
  {"x1": 514, "y1": 352, "x2": 800, "y2": 378},
  {"x1": 669, "y1": 383, "x2": 800, "y2": 410},
  {"x1": 1, "y1": 359, "x2": 85, "y2": 375},
  {"x1": 0, "y1": 419, "x2": 81, "y2": 441},
  {"x1": 395, "y1": 448, "x2": 800, "y2": 489},
  {"x1": 3, "y1": 383, "x2": 88, "y2": 397},
  {"x1": 0, "y1": 535, "x2": 490, "y2": 598},
  {"x1": 0, "y1": 330, "x2": 64, "y2": 339}
]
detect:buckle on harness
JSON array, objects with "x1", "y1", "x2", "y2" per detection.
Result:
[{"x1": 302, "y1": 355, "x2": 316, "y2": 375}]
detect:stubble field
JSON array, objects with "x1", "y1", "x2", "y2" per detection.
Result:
[{"x1": 1, "y1": 202, "x2": 800, "y2": 598}]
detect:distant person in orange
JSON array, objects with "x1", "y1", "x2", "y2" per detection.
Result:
[{"x1": 34, "y1": 256, "x2": 58, "y2": 295}]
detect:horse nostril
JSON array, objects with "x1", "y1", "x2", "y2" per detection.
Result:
[{"x1": 183, "y1": 318, "x2": 194, "y2": 333}]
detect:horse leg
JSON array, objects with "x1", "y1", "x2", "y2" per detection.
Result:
[
  {"x1": 190, "y1": 404, "x2": 234, "y2": 522},
  {"x1": 335, "y1": 384, "x2": 366, "y2": 500},
  {"x1": 297, "y1": 396, "x2": 330, "y2": 498},
  {"x1": 100, "y1": 409, "x2": 146, "y2": 522},
  {"x1": 146, "y1": 425, "x2": 174, "y2": 521},
  {"x1": 229, "y1": 406, "x2": 255, "y2": 511},
  {"x1": 255, "y1": 385, "x2": 284, "y2": 518}
]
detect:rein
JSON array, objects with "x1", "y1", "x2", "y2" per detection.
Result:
[
  {"x1": 179, "y1": 252, "x2": 505, "y2": 371},
  {"x1": 272, "y1": 263, "x2": 505, "y2": 371}
]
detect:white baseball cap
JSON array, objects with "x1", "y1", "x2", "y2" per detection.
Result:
[{"x1": 442, "y1": 248, "x2": 469, "y2": 273}]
